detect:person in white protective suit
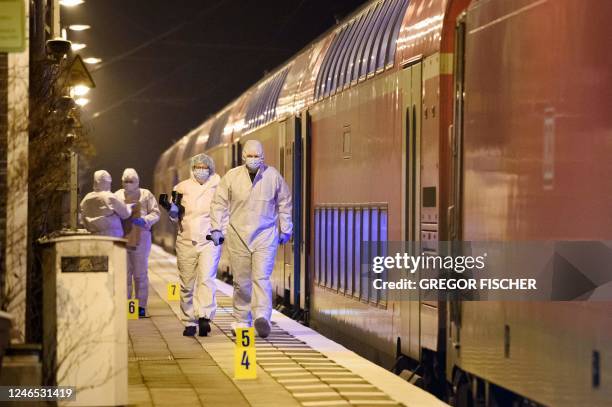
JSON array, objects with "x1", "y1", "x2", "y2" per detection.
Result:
[
  {"x1": 169, "y1": 153, "x2": 222, "y2": 337},
  {"x1": 209, "y1": 139, "x2": 292, "y2": 338},
  {"x1": 80, "y1": 170, "x2": 132, "y2": 238},
  {"x1": 115, "y1": 168, "x2": 160, "y2": 318}
]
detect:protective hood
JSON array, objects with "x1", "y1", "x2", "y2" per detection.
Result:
[
  {"x1": 241, "y1": 140, "x2": 264, "y2": 162},
  {"x1": 242, "y1": 140, "x2": 265, "y2": 173},
  {"x1": 93, "y1": 170, "x2": 112, "y2": 192},
  {"x1": 190, "y1": 153, "x2": 216, "y2": 182},
  {"x1": 122, "y1": 168, "x2": 140, "y2": 193}
]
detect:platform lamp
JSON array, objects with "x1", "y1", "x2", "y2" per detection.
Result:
[{"x1": 64, "y1": 55, "x2": 96, "y2": 229}]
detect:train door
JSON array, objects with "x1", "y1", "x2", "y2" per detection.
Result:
[
  {"x1": 231, "y1": 140, "x2": 242, "y2": 168},
  {"x1": 222, "y1": 133, "x2": 233, "y2": 175},
  {"x1": 448, "y1": 13, "x2": 467, "y2": 361},
  {"x1": 280, "y1": 115, "x2": 303, "y2": 316},
  {"x1": 278, "y1": 119, "x2": 290, "y2": 306},
  {"x1": 299, "y1": 110, "x2": 311, "y2": 318},
  {"x1": 399, "y1": 61, "x2": 422, "y2": 361}
]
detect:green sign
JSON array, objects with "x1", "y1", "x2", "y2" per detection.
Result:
[{"x1": 0, "y1": 0, "x2": 25, "y2": 53}]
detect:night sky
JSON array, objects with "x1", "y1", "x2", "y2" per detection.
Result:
[{"x1": 61, "y1": 0, "x2": 368, "y2": 192}]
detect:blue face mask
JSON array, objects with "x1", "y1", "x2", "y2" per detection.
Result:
[
  {"x1": 193, "y1": 168, "x2": 210, "y2": 183},
  {"x1": 245, "y1": 157, "x2": 263, "y2": 172}
]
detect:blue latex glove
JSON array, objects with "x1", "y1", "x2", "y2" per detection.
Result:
[
  {"x1": 132, "y1": 217, "x2": 146, "y2": 228},
  {"x1": 210, "y1": 230, "x2": 224, "y2": 246},
  {"x1": 279, "y1": 232, "x2": 291, "y2": 245},
  {"x1": 169, "y1": 203, "x2": 179, "y2": 219}
]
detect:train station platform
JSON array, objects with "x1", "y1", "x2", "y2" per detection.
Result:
[{"x1": 127, "y1": 245, "x2": 447, "y2": 407}]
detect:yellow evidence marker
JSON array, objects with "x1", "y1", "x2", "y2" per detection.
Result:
[
  {"x1": 127, "y1": 299, "x2": 139, "y2": 320},
  {"x1": 234, "y1": 328, "x2": 257, "y2": 379},
  {"x1": 167, "y1": 282, "x2": 179, "y2": 301}
]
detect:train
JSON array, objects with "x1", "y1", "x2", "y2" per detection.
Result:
[{"x1": 153, "y1": 0, "x2": 612, "y2": 405}]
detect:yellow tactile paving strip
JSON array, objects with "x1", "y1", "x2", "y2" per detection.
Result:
[
  {"x1": 143, "y1": 246, "x2": 447, "y2": 407},
  {"x1": 212, "y1": 297, "x2": 402, "y2": 407}
]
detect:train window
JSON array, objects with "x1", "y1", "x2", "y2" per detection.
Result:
[
  {"x1": 315, "y1": 38, "x2": 332, "y2": 99},
  {"x1": 385, "y1": 0, "x2": 409, "y2": 67},
  {"x1": 165, "y1": 146, "x2": 179, "y2": 170},
  {"x1": 325, "y1": 28, "x2": 350, "y2": 98},
  {"x1": 267, "y1": 70, "x2": 287, "y2": 123},
  {"x1": 346, "y1": 8, "x2": 372, "y2": 85},
  {"x1": 339, "y1": 208, "x2": 346, "y2": 294},
  {"x1": 329, "y1": 27, "x2": 352, "y2": 95},
  {"x1": 336, "y1": 21, "x2": 361, "y2": 92},
  {"x1": 232, "y1": 142, "x2": 243, "y2": 168},
  {"x1": 379, "y1": 209, "x2": 388, "y2": 306},
  {"x1": 320, "y1": 208, "x2": 326, "y2": 286},
  {"x1": 244, "y1": 89, "x2": 258, "y2": 130},
  {"x1": 314, "y1": 209, "x2": 321, "y2": 285},
  {"x1": 184, "y1": 132, "x2": 199, "y2": 159},
  {"x1": 353, "y1": 208, "x2": 362, "y2": 298},
  {"x1": 256, "y1": 81, "x2": 273, "y2": 128},
  {"x1": 422, "y1": 186, "x2": 437, "y2": 208},
  {"x1": 261, "y1": 79, "x2": 277, "y2": 127},
  {"x1": 360, "y1": 208, "x2": 370, "y2": 302},
  {"x1": 264, "y1": 79, "x2": 278, "y2": 124},
  {"x1": 314, "y1": 0, "x2": 408, "y2": 99},
  {"x1": 349, "y1": 6, "x2": 372, "y2": 83},
  {"x1": 319, "y1": 29, "x2": 344, "y2": 99},
  {"x1": 378, "y1": 0, "x2": 402, "y2": 69},
  {"x1": 323, "y1": 208, "x2": 328, "y2": 287},
  {"x1": 255, "y1": 84, "x2": 270, "y2": 128},
  {"x1": 370, "y1": 0, "x2": 395, "y2": 73},
  {"x1": 346, "y1": 209, "x2": 355, "y2": 296},
  {"x1": 205, "y1": 111, "x2": 230, "y2": 150},
  {"x1": 244, "y1": 68, "x2": 289, "y2": 131},
  {"x1": 325, "y1": 208, "x2": 328, "y2": 287},
  {"x1": 352, "y1": 5, "x2": 378, "y2": 83},
  {"x1": 156, "y1": 150, "x2": 171, "y2": 178},
  {"x1": 358, "y1": 2, "x2": 385, "y2": 80},
  {"x1": 332, "y1": 207, "x2": 340, "y2": 291},
  {"x1": 369, "y1": 207, "x2": 380, "y2": 304},
  {"x1": 314, "y1": 204, "x2": 388, "y2": 305},
  {"x1": 328, "y1": 208, "x2": 332, "y2": 288},
  {"x1": 319, "y1": 31, "x2": 344, "y2": 98},
  {"x1": 337, "y1": 14, "x2": 363, "y2": 91}
]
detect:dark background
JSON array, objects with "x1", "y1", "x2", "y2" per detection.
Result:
[{"x1": 61, "y1": 0, "x2": 368, "y2": 191}]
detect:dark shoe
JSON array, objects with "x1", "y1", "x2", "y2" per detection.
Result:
[
  {"x1": 183, "y1": 326, "x2": 196, "y2": 336},
  {"x1": 198, "y1": 318, "x2": 211, "y2": 337},
  {"x1": 138, "y1": 307, "x2": 146, "y2": 318},
  {"x1": 254, "y1": 317, "x2": 271, "y2": 338}
]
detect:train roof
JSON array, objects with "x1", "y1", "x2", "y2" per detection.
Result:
[{"x1": 158, "y1": 0, "x2": 450, "y2": 165}]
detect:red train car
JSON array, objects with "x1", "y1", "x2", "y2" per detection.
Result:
[{"x1": 154, "y1": 0, "x2": 612, "y2": 405}]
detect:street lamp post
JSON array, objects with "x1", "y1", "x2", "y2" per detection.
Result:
[
  {"x1": 59, "y1": 0, "x2": 95, "y2": 230},
  {"x1": 69, "y1": 144, "x2": 79, "y2": 229},
  {"x1": 64, "y1": 55, "x2": 95, "y2": 230}
]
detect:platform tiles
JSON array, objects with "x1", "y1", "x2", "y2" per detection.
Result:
[{"x1": 146, "y1": 244, "x2": 448, "y2": 407}]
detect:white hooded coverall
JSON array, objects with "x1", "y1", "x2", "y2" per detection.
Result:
[
  {"x1": 210, "y1": 164, "x2": 292, "y2": 326},
  {"x1": 115, "y1": 170, "x2": 160, "y2": 310},
  {"x1": 172, "y1": 173, "x2": 222, "y2": 326},
  {"x1": 80, "y1": 170, "x2": 131, "y2": 237}
]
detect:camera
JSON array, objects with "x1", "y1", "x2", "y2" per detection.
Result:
[{"x1": 46, "y1": 38, "x2": 71, "y2": 60}]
